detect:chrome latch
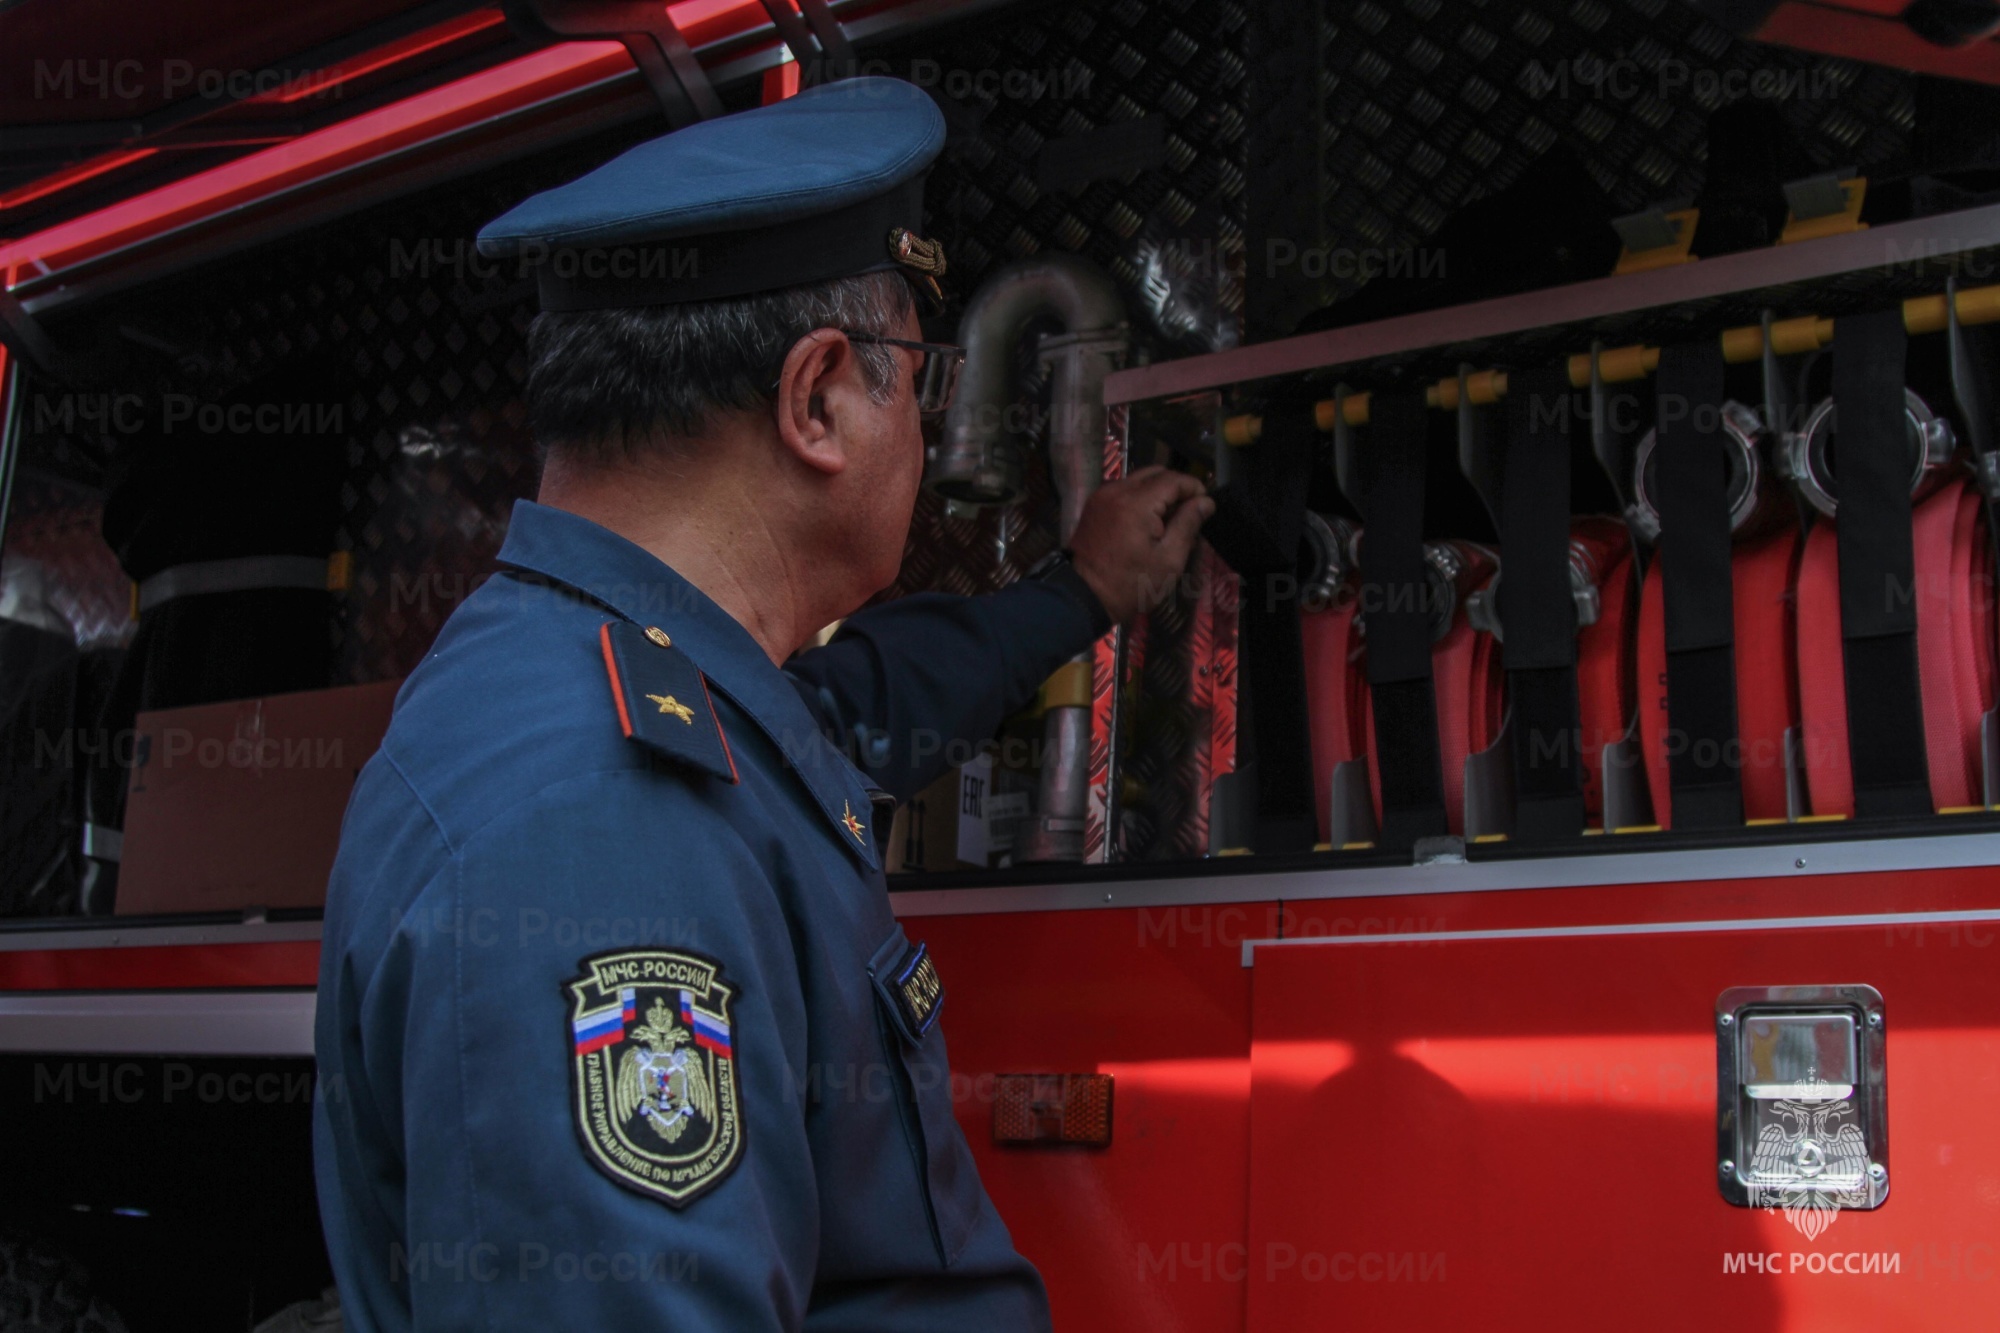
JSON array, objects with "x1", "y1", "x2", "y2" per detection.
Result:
[{"x1": 1717, "y1": 986, "x2": 1888, "y2": 1228}]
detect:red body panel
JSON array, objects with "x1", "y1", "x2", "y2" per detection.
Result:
[
  {"x1": 912, "y1": 904, "x2": 1279, "y2": 1333},
  {"x1": 5, "y1": 861, "x2": 2000, "y2": 1330},
  {"x1": 905, "y1": 862, "x2": 2000, "y2": 1328},
  {"x1": 1246, "y1": 913, "x2": 2000, "y2": 1330}
]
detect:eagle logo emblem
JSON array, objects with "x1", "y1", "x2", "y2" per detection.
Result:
[
  {"x1": 1746, "y1": 1092, "x2": 1872, "y2": 1241},
  {"x1": 564, "y1": 949, "x2": 744, "y2": 1207}
]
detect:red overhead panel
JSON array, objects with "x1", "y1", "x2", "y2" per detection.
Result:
[
  {"x1": 0, "y1": 0, "x2": 808, "y2": 236},
  {"x1": 1752, "y1": 1, "x2": 2000, "y2": 83},
  {"x1": 0, "y1": 0, "x2": 425, "y2": 125},
  {"x1": 0, "y1": 1, "x2": 526, "y2": 232},
  {"x1": 0, "y1": 41, "x2": 632, "y2": 287},
  {"x1": 0, "y1": 0, "x2": 873, "y2": 303},
  {"x1": 258, "y1": 11, "x2": 511, "y2": 105}
]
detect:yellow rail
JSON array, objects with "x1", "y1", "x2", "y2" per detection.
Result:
[{"x1": 1219, "y1": 281, "x2": 2000, "y2": 444}]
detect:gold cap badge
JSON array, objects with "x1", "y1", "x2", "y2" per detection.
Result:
[{"x1": 887, "y1": 227, "x2": 947, "y2": 302}]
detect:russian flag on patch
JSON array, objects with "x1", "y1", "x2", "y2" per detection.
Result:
[
  {"x1": 572, "y1": 987, "x2": 636, "y2": 1055},
  {"x1": 679, "y1": 989, "x2": 732, "y2": 1058}
]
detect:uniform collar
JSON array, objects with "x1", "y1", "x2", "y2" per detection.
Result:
[{"x1": 494, "y1": 499, "x2": 881, "y2": 870}]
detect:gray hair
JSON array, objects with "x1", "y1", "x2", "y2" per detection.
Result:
[{"x1": 524, "y1": 270, "x2": 913, "y2": 464}]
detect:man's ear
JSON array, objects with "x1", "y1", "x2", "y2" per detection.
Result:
[{"x1": 774, "y1": 329, "x2": 852, "y2": 477}]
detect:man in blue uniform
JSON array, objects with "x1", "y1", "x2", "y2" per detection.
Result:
[{"x1": 313, "y1": 77, "x2": 1211, "y2": 1329}]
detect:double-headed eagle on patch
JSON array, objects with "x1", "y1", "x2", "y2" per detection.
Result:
[
  {"x1": 565, "y1": 949, "x2": 744, "y2": 1207},
  {"x1": 618, "y1": 996, "x2": 716, "y2": 1144}
]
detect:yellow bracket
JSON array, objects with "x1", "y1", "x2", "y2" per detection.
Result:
[
  {"x1": 1613, "y1": 207, "x2": 1699, "y2": 275},
  {"x1": 1778, "y1": 176, "x2": 1866, "y2": 245}
]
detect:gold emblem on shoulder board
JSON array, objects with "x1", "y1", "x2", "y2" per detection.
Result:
[
  {"x1": 646, "y1": 693, "x2": 695, "y2": 724},
  {"x1": 841, "y1": 800, "x2": 867, "y2": 843}
]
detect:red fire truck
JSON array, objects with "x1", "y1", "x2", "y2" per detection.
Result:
[{"x1": 3, "y1": 0, "x2": 2000, "y2": 1327}]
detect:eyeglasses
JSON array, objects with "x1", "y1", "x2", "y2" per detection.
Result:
[{"x1": 841, "y1": 331, "x2": 966, "y2": 415}]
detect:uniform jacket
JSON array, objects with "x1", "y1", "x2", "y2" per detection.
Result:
[{"x1": 314, "y1": 500, "x2": 1098, "y2": 1330}]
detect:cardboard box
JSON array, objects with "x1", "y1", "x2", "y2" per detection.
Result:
[
  {"x1": 116, "y1": 680, "x2": 399, "y2": 915},
  {"x1": 884, "y1": 759, "x2": 1034, "y2": 873}
]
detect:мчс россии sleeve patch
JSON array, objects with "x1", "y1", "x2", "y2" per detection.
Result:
[{"x1": 564, "y1": 949, "x2": 744, "y2": 1207}]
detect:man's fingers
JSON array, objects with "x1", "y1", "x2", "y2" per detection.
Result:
[
  {"x1": 1161, "y1": 492, "x2": 1214, "y2": 556},
  {"x1": 1127, "y1": 469, "x2": 1206, "y2": 517},
  {"x1": 1070, "y1": 469, "x2": 1213, "y2": 624}
]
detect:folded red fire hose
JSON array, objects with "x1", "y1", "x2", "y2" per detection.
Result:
[
  {"x1": 1797, "y1": 472, "x2": 1995, "y2": 814},
  {"x1": 1637, "y1": 528, "x2": 1800, "y2": 825},
  {"x1": 1303, "y1": 335, "x2": 1995, "y2": 842},
  {"x1": 1302, "y1": 531, "x2": 1503, "y2": 840},
  {"x1": 1313, "y1": 522, "x2": 1633, "y2": 839},
  {"x1": 1635, "y1": 328, "x2": 1991, "y2": 824}
]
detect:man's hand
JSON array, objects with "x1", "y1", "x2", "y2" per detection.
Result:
[{"x1": 1068, "y1": 466, "x2": 1215, "y2": 626}]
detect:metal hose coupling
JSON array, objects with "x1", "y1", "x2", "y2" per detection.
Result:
[
  {"x1": 1301, "y1": 511, "x2": 1359, "y2": 609},
  {"x1": 1629, "y1": 400, "x2": 1778, "y2": 543},
  {"x1": 1353, "y1": 539, "x2": 1497, "y2": 643},
  {"x1": 1779, "y1": 388, "x2": 1960, "y2": 519},
  {"x1": 1421, "y1": 541, "x2": 1490, "y2": 641},
  {"x1": 1337, "y1": 527, "x2": 1489, "y2": 643},
  {"x1": 1464, "y1": 535, "x2": 1609, "y2": 642}
]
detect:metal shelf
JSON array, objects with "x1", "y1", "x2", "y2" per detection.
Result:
[
  {"x1": 0, "y1": 989, "x2": 315, "y2": 1055},
  {"x1": 888, "y1": 826, "x2": 2000, "y2": 918},
  {"x1": 1103, "y1": 202, "x2": 2000, "y2": 405}
]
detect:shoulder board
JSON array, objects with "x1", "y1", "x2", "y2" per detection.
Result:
[{"x1": 599, "y1": 621, "x2": 739, "y2": 783}]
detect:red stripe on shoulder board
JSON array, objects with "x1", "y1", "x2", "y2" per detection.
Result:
[
  {"x1": 697, "y1": 671, "x2": 740, "y2": 784},
  {"x1": 600, "y1": 622, "x2": 635, "y2": 738}
]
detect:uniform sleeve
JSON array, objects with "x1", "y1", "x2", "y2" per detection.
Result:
[
  {"x1": 386, "y1": 770, "x2": 817, "y2": 1331},
  {"x1": 784, "y1": 579, "x2": 1101, "y2": 804}
]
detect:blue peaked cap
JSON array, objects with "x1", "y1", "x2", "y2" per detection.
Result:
[{"x1": 477, "y1": 77, "x2": 948, "y2": 311}]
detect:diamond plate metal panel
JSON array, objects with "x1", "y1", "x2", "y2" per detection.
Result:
[
  {"x1": 1300, "y1": 0, "x2": 1916, "y2": 319},
  {"x1": 862, "y1": 0, "x2": 1254, "y2": 864}
]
